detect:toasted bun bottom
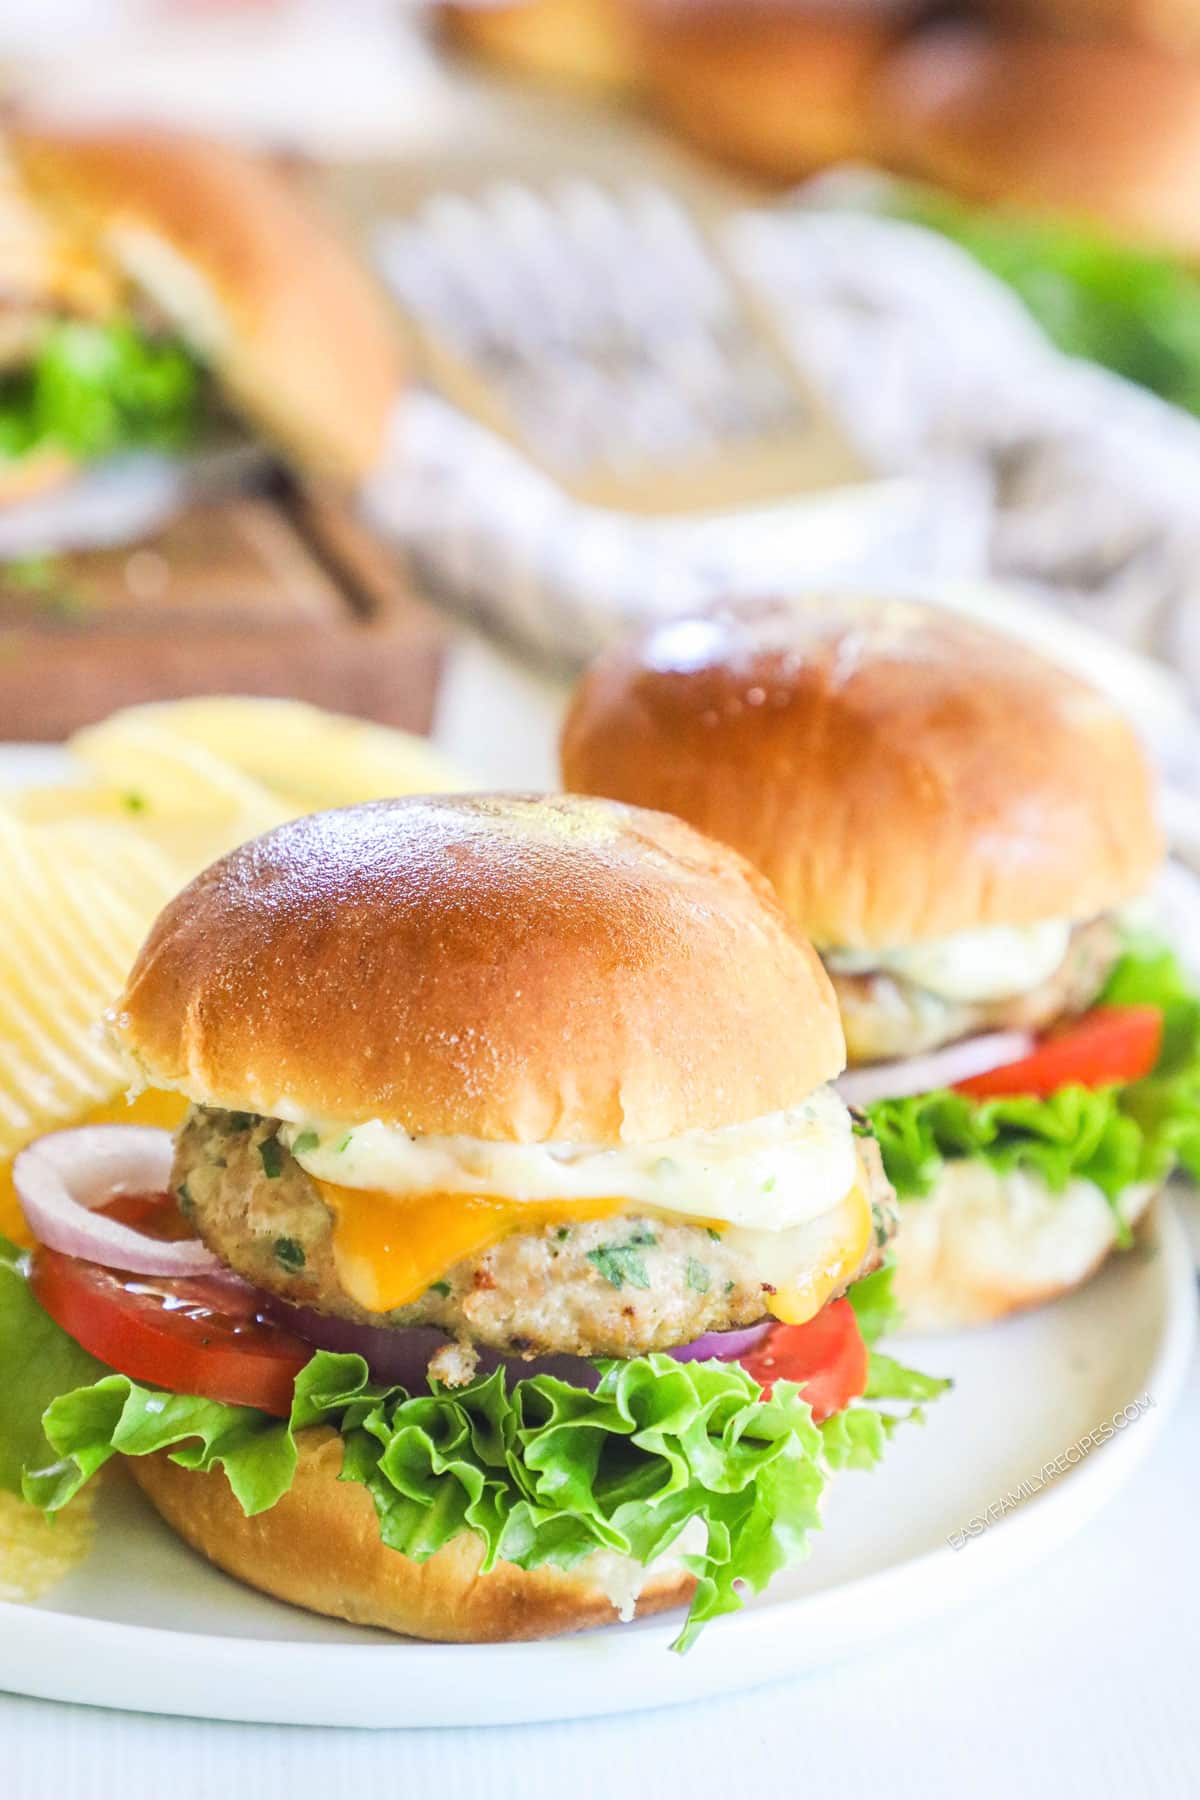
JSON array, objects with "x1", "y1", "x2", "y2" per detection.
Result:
[
  {"x1": 891, "y1": 1161, "x2": 1157, "y2": 1333},
  {"x1": 125, "y1": 1428, "x2": 694, "y2": 1642}
]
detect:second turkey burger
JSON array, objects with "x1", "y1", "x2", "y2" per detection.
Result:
[{"x1": 563, "y1": 597, "x2": 1198, "y2": 1330}]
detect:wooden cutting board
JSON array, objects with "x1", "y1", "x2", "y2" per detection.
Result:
[{"x1": 0, "y1": 482, "x2": 447, "y2": 742}]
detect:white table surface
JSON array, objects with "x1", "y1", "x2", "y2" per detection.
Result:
[{"x1": 5, "y1": 631, "x2": 1200, "y2": 1795}]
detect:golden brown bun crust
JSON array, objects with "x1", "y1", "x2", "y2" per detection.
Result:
[
  {"x1": 561, "y1": 597, "x2": 1163, "y2": 948},
  {"x1": 441, "y1": 0, "x2": 643, "y2": 93},
  {"x1": 126, "y1": 1428, "x2": 692, "y2": 1642},
  {"x1": 7, "y1": 125, "x2": 401, "y2": 483},
  {"x1": 874, "y1": 25, "x2": 1200, "y2": 255},
  {"x1": 116, "y1": 793, "x2": 844, "y2": 1140},
  {"x1": 636, "y1": 3, "x2": 916, "y2": 182}
]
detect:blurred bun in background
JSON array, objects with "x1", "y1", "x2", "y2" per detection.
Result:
[
  {"x1": 439, "y1": 0, "x2": 1200, "y2": 256},
  {"x1": 8, "y1": 124, "x2": 403, "y2": 486},
  {"x1": 982, "y1": 0, "x2": 1200, "y2": 52},
  {"x1": 440, "y1": 0, "x2": 645, "y2": 94},
  {"x1": 875, "y1": 23, "x2": 1200, "y2": 257},
  {"x1": 633, "y1": 0, "x2": 920, "y2": 181}
]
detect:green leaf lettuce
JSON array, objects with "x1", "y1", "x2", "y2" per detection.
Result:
[
  {"x1": 0, "y1": 1238, "x2": 939, "y2": 1651},
  {"x1": 0, "y1": 318, "x2": 203, "y2": 467},
  {"x1": 0, "y1": 1238, "x2": 106, "y2": 1494},
  {"x1": 884, "y1": 183, "x2": 1200, "y2": 416},
  {"x1": 866, "y1": 940, "x2": 1200, "y2": 1218}
]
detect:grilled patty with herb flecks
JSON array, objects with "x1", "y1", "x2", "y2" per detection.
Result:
[{"x1": 173, "y1": 1107, "x2": 894, "y2": 1360}]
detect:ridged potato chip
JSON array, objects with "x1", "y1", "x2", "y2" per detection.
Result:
[
  {"x1": 68, "y1": 714, "x2": 292, "y2": 878},
  {"x1": 0, "y1": 699, "x2": 468, "y2": 1242},
  {"x1": 110, "y1": 696, "x2": 467, "y2": 811},
  {"x1": 0, "y1": 1486, "x2": 96, "y2": 1602},
  {"x1": 0, "y1": 814, "x2": 181, "y2": 1161}
]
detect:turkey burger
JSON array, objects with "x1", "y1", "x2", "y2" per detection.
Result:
[
  {"x1": 562, "y1": 598, "x2": 1197, "y2": 1330},
  {"x1": 4, "y1": 793, "x2": 938, "y2": 1647}
]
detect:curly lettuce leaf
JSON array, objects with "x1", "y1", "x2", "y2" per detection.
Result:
[
  {"x1": 866, "y1": 940, "x2": 1200, "y2": 1211},
  {"x1": 862, "y1": 1353, "x2": 950, "y2": 1406},
  {"x1": 25, "y1": 1377, "x2": 299, "y2": 1516},
  {"x1": 0, "y1": 318, "x2": 203, "y2": 466},
  {"x1": 29, "y1": 1348, "x2": 835, "y2": 1652},
  {"x1": 844, "y1": 1261, "x2": 952, "y2": 1424},
  {"x1": 846, "y1": 1261, "x2": 900, "y2": 1345},
  {"x1": 4, "y1": 1250, "x2": 938, "y2": 1649},
  {"x1": 1101, "y1": 936, "x2": 1200, "y2": 1182},
  {"x1": 0, "y1": 1238, "x2": 105, "y2": 1494}
]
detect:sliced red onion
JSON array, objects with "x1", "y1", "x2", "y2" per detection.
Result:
[
  {"x1": 835, "y1": 1031, "x2": 1036, "y2": 1107},
  {"x1": 265, "y1": 1301, "x2": 776, "y2": 1392},
  {"x1": 12, "y1": 1125, "x2": 226, "y2": 1278},
  {"x1": 260, "y1": 1308, "x2": 468, "y2": 1388},
  {"x1": 665, "y1": 1321, "x2": 774, "y2": 1364}
]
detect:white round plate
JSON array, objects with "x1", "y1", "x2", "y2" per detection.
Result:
[
  {"x1": 0, "y1": 609, "x2": 1196, "y2": 1730},
  {"x1": 0, "y1": 1196, "x2": 1192, "y2": 1729}
]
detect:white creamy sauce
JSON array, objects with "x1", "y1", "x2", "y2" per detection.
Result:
[
  {"x1": 825, "y1": 917, "x2": 1074, "y2": 1003},
  {"x1": 277, "y1": 1086, "x2": 857, "y2": 1234},
  {"x1": 582, "y1": 1517, "x2": 707, "y2": 1624},
  {"x1": 721, "y1": 1186, "x2": 868, "y2": 1288}
]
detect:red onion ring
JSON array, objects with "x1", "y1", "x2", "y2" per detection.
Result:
[
  {"x1": 266, "y1": 1301, "x2": 776, "y2": 1391},
  {"x1": 12, "y1": 1125, "x2": 226, "y2": 1279},
  {"x1": 15, "y1": 1125, "x2": 778, "y2": 1389},
  {"x1": 835, "y1": 1031, "x2": 1035, "y2": 1107},
  {"x1": 665, "y1": 1321, "x2": 774, "y2": 1363}
]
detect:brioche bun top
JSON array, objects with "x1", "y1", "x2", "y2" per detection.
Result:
[
  {"x1": 115, "y1": 793, "x2": 844, "y2": 1142},
  {"x1": 560, "y1": 596, "x2": 1163, "y2": 949},
  {"x1": 7, "y1": 124, "x2": 401, "y2": 484}
]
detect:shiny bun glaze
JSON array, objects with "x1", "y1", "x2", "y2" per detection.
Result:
[
  {"x1": 561, "y1": 595, "x2": 1163, "y2": 949},
  {"x1": 115, "y1": 793, "x2": 846, "y2": 1144}
]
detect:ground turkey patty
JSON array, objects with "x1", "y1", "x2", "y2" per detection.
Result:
[
  {"x1": 830, "y1": 915, "x2": 1121, "y2": 1065},
  {"x1": 174, "y1": 1108, "x2": 893, "y2": 1360}
]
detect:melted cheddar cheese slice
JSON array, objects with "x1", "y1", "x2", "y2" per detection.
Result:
[
  {"x1": 759, "y1": 1182, "x2": 872, "y2": 1325},
  {"x1": 313, "y1": 1173, "x2": 874, "y2": 1323},
  {"x1": 313, "y1": 1179, "x2": 624, "y2": 1313}
]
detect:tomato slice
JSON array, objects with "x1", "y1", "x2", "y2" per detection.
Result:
[
  {"x1": 30, "y1": 1246, "x2": 311, "y2": 1417},
  {"x1": 738, "y1": 1298, "x2": 869, "y2": 1421},
  {"x1": 954, "y1": 1005, "x2": 1163, "y2": 1101}
]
